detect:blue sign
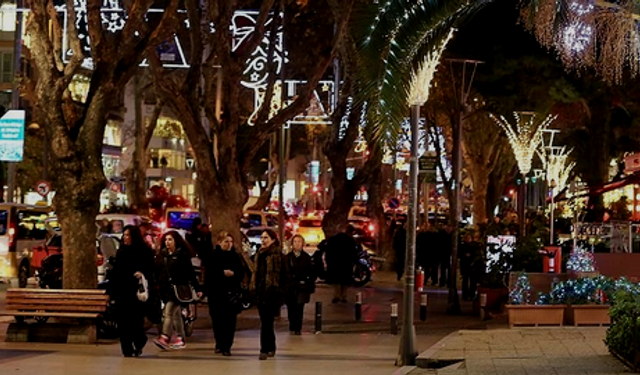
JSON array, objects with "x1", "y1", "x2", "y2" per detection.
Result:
[
  {"x1": 0, "y1": 110, "x2": 25, "y2": 162},
  {"x1": 388, "y1": 197, "x2": 400, "y2": 209}
]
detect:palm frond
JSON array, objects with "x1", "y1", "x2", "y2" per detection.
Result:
[{"x1": 353, "y1": 0, "x2": 490, "y2": 150}]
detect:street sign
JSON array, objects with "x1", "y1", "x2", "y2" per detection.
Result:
[
  {"x1": 419, "y1": 155, "x2": 437, "y2": 173},
  {"x1": 36, "y1": 180, "x2": 51, "y2": 197},
  {"x1": 186, "y1": 158, "x2": 195, "y2": 169},
  {"x1": 0, "y1": 110, "x2": 25, "y2": 162},
  {"x1": 388, "y1": 197, "x2": 400, "y2": 209}
]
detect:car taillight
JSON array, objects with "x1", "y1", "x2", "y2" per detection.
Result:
[
  {"x1": 368, "y1": 224, "x2": 375, "y2": 232},
  {"x1": 8, "y1": 227, "x2": 15, "y2": 248},
  {"x1": 96, "y1": 254, "x2": 104, "y2": 267}
]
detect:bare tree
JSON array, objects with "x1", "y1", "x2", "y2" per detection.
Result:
[{"x1": 26, "y1": 0, "x2": 179, "y2": 288}]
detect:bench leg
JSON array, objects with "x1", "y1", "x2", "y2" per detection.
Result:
[{"x1": 67, "y1": 324, "x2": 97, "y2": 344}]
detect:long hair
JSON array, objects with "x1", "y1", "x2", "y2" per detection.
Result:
[
  {"x1": 122, "y1": 225, "x2": 147, "y2": 249},
  {"x1": 160, "y1": 230, "x2": 190, "y2": 253},
  {"x1": 262, "y1": 228, "x2": 280, "y2": 247}
]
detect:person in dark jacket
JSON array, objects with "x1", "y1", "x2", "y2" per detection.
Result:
[
  {"x1": 459, "y1": 234, "x2": 474, "y2": 300},
  {"x1": 286, "y1": 235, "x2": 315, "y2": 335},
  {"x1": 251, "y1": 229, "x2": 289, "y2": 360},
  {"x1": 199, "y1": 231, "x2": 244, "y2": 356},
  {"x1": 393, "y1": 222, "x2": 407, "y2": 281},
  {"x1": 112, "y1": 225, "x2": 155, "y2": 357},
  {"x1": 437, "y1": 225, "x2": 453, "y2": 287},
  {"x1": 153, "y1": 231, "x2": 202, "y2": 350},
  {"x1": 325, "y1": 225, "x2": 358, "y2": 303}
]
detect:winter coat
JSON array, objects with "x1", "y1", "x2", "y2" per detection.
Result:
[
  {"x1": 199, "y1": 245, "x2": 244, "y2": 301},
  {"x1": 112, "y1": 243, "x2": 155, "y2": 306},
  {"x1": 155, "y1": 247, "x2": 201, "y2": 303},
  {"x1": 285, "y1": 250, "x2": 315, "y2": 305},
  {"x1": 325, "y1": 232, "x2": 358, "y2": 285},
  {"x1": 393, "y1": 227, "x2": 407, "y2": 268},
  {"x1": 251, "y1": 242, "x2": 289, "y2": 306}
]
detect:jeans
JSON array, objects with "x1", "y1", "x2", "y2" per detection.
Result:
[
  {"x1": 161, "y1": 300, "x2": 185, "y2": 339},
  {"x1": 287, "y1": 303, "x2": 305, "y2": 332},
  {"x1": 258, "y1": 304, "x2": 278, "y2": 354},
  {"x1": 209, "y1": 303, "x2": 238, "y2": 352}
]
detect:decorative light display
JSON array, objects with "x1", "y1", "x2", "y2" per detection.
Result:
[
  {"x1": 567, "y1": 245, "x2": 597, "y2": 273},
  {"x1": 407, "y1": 28, "x2": 455, "y2": 106},
  {"x1": 539, "y1": 145, "x2": 576, "y2": 192},
  {"x1": 519, "y1": 0, "x2": 640, "y2": 84},
  {"x1": 509, "y1": 272, "x2": 532, "y2": 305},
  {"x1": 490, "y1": 112, "x2": 556, "y2": 176}
]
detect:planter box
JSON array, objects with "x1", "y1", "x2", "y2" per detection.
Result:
[
  {"x1": 566, "y1": 305, "x2": 611, "y2": 326},
  {"x1": 507, "y1": 305, "x2": 566, "y2": 327}
]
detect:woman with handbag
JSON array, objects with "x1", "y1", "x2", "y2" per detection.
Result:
[
  {"x1": 286, "y1": 235, "x2": 315, "y2": 335},
  {"x1": 153, "y1": 231, "x2": 202, "y2": 350},
  {"x1": 251, "y1": 229, "x2": 290, "y2": 360},
  {"x1": 199, "y1": 231, "x2": 244, "y2": 356},
  {"x1": 112, "y1": 225, "x2": 155, "y2": 357}
]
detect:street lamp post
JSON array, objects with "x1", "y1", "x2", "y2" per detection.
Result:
[
  {"x1": 397, "y1": 30, "x2": 454, "y2": 367},
  {"x1": 550, "y1": 179, "x2": 556, "y2": 245}
]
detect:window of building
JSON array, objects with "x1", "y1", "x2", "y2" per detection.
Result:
[
  {"x1": 0, "y1": 3, "x2": 16, "y2": 32},
  {"x1": 0, "y1": 51, "x2": 11, "y2": 83},
  {"x1": 103, "y1": 120, "x2": 122, "y2": 147}
]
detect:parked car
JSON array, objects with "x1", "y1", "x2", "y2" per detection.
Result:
[
  {"x1": 241, "y1": 210, "x2": 278, "y2": 230},
  {"x1": 295, "y1": 216, "x2": 325, "y2": 253}
]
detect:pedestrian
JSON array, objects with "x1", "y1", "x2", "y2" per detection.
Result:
[
  {"x1": 393, "y1": 222, "x2": 407, "y2": 281},
  {"x1": 153, "y1": 231, "x2": 202, "y2": 350},
  {"x1": 459, "y1": 234, "x2": 474, "y2": 300},
  {"x1": 112, "y1": 225, "x2": 155, "y2": 357},
  {"x1": 325, "y1": 225, "x2": 358, "y2": 303},
  {"x1": 199, "y1": 231, "x2": 244, "y2": 356},
  {"x1": 286, "y1": 234, "x2": 315, "y2": 335},
  {"x1": 437, "y1": 225, "x2": 453, "y2": 287},
  {"x1": 251, "y1": 229, "x2": 289, "y2": 360}
]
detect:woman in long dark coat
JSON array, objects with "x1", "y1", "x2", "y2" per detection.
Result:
[
  {"x1": 251, "y1": 229, "x2": 289, "y2": 360},
  {"x1": 199, "y1": 231, "x2": 244, "y2": 356},
  {"x1": 286, "y1": 235, "x2": 315, "y2": 335},
  {"x1": 112, "y1": 225, "x2": 155, "y2": 357}
]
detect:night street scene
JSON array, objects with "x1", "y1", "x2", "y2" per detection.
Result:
[{"x1": 1, "y1": 0, "x2": 640, "y2": 374}]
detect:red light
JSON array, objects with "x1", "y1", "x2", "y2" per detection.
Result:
[
  {"x1": 509, "y1": 189, "x2": 515, "y2": 196},
  {"x1": 368, "y1": 224, "x2": 375, "y2": 232},
  {"x1": 312, "y1": 186, "x2": 319, "y2": 193},
  {"x1": 96, "y1": 254, "x2": 104, "y2": 267}
]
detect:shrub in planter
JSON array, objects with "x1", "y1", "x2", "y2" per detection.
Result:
[{"x1": 605, "y1": 289, "x2": 640, "y2": 366}]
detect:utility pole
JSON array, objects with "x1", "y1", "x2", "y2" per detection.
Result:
[
  {"x1": 447, "y1": 59, "x2": 482, "y2": 315},
  {"x1": 7, "y1": 0, "x2": 23, "y2": 203}
]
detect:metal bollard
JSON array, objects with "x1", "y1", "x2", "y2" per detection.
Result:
[
  {"x1": 355, "y1": 292, "x2": 362, "y2": 321},
  {"x1": 479, "y1": 293, "x2": 487, "y2": 321},
  {"x1": 315, "y1": 301, "x2": 322, "y2": 333},
  {"x1": 420, "y1": 293, "x2": 427, "y2": 321},
  {"x1": 416, "y1": 268, "x2": 425, "y2": 292},
  {"x1": 390, "y1": 303, "x2": 398, "y2": 335}
]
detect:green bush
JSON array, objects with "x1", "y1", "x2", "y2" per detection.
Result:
[{"x1": 605, "y1": 289, "x2": 640, "y2": 361}]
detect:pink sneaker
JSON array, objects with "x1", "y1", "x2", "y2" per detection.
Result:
[
  {"x1": 170, "y1": 337, "x2": 186, "y2": 350},
  {"x1": 153, "y1": 335, "x2": 169, "y2": 350}
]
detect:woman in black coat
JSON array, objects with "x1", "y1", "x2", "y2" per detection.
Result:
[
  {"x1": 286, "y1": 235, "x2": 315, "y2": 335},
  {"x1": 199, "y1": 231, "x2": 244, "y2": 356},
  {"x1": 153, "y1": 231, "x2": 202, "y2": 350},
  {"x1": 112, "y1": 225, "x2": 155, "y2": 357},
  {"x1": 251, "y1": 229, "x2": 289, "y2": 360}
]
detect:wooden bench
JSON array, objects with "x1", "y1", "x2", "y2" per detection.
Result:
[{"x1": 0, "y1": 288, "x2": 110, "y2": 343}]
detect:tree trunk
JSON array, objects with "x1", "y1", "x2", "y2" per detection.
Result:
[
  {"x1": 366, "y1": 158, "x2": 392, "y2": 269},
  {"x1": 471, "y1": 169, "x2": 489, "y2": 225},
  {"x1": 123, "y1": 76, "x2": 149, "y2": 216},
  {"x1": 53, "y1": 165, "x2": 103, "y2": 289}
]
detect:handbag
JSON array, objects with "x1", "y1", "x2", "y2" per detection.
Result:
[
  {"x1": 137, "y1": 274, "x2": 149, "y2": 302},
  {"x1": 173, "y1": 284, "x2": 197, "y2": 303}
]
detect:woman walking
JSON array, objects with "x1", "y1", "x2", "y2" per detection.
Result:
[
  {"x1": 154, "y1": 231, "x2": 202, "y2": 350},
  {"x1": 252, "y1": 229, "x2": 289, "y2": 360},
  {"x1": 112, "y1": 225, "x2": 155, "y2": 357},
  {"x1": 200, "y1": 231, "x2": 244, "y2": 356},
  {"x1": 286, "y1": 235, "x2": 315, "y2": 335}
]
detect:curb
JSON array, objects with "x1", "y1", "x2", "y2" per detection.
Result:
[{"x1": 415, "y1": 331, "x2": 463, "y2": 369}]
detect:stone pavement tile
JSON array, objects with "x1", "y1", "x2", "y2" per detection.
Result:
[{"x1": 463, "y1": 349, "x2": 490, "y2": 358}]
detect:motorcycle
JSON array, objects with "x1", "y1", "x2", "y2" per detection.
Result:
[{"x1": 313, "y1": 240, "x2": 381, "y2": 287}]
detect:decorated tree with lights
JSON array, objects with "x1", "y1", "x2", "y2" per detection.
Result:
[{"x1": 24, "y1": 0, "x2": 179, "y2": 288}]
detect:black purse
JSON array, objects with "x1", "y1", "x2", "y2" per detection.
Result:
[{"x1": 174, "y1": 284, "x2": 197, "y2": 303}]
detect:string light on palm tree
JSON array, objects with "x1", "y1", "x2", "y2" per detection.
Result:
[{"x1": 490, "y1": 111, "x2": 556, "y2": 235}]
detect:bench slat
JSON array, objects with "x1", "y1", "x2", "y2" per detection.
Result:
[
  {"x1": 7, "y1": 299, "x2": 109, "y2": 307},
  {"x1": 7, "y1": 293, "x2": 109, "y2": 301},
  {"x1": 5, "y1": 305, "x2": 108, "y2": 312},
  {"x1": 7, "y1": 288, "x2": 106, "y2": 295},
  {"x1": 0, "y1": 311, "x2": 100, "y2": 319}
]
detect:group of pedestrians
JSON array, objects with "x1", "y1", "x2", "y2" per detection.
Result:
[
  {"x1": 392, "y1": 221, "x2": 484, "y2": 300},
  {"x1": 109, "y1": 220, "x2": 331, "y2": 361}
]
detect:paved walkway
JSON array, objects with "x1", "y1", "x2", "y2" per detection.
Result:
[{"x1": 408, "y1": 327, "x2": 635, "y2": 375}]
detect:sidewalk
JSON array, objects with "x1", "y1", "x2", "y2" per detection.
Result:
[{"x1": 407, "y1": 327, "x2": 635, "y2": 375}]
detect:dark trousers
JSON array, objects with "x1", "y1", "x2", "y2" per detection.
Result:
[
  {"x1": 439, "y1": 258, "x2": 450, "y2": 287},
  {"x1": 116, "y1": 303, "x2": 147, "y2": 356},
  {"x1": 287, "y1": 303, "x2": 305, "y2": 332},
  {"x1": 258, "y1": 304, "x2": 278, "y2": 354},
  {"x1": 209, "y1": 303, "x2": 238, "y2": 352},
  {"x1": 461, "y1": 273, "x2": 478, "y2": 300}
]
